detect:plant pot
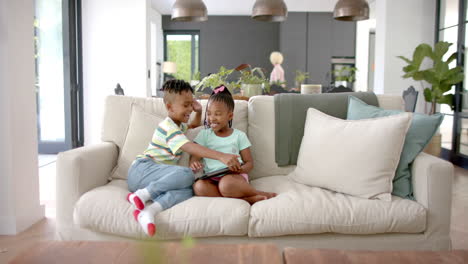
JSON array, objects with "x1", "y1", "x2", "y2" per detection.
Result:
[
  {"x1": 423, "y1": 132, "x2": 442, "y2": 157},
  {"x1": 295, "y1": 81, "x2": 303, "y2": 90},
  {"x1": 241, "y1": 84, "x2": 262, "y2": 98}
]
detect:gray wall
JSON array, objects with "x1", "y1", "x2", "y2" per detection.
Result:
[
  {"x1": 163, "y1": 13, "x2": 356, "y2": 87},
  {"x1": 162, "y1": 16, "x2": 279, "y2": 78},
  {"x1": 280, "y1": 13, "x2": 356, "y2": 87},
  {"x1": 279, "y1": 13, "x2": 308, "y2": 87}
]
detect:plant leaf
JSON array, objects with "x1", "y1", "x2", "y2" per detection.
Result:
[
  {"x1": 413, "y1": 44, "x2": 432, "y2": 67},
  {"x1": 424, "y1": 88, "x2": 433, "y2": 102},
  {"x1": 437, "y1": 93, "x2": 454, "y2": 108},
  {"x1": 413, "y1": 71, "x2": 425, "y2": 81},
  {"x1": 444, "y1": 72, "x2": 464, "y2": 85},
  {"x1": 447, "y1": 52, "x2": 458, "y2": 64},
  {"x1": 433, "y1": 41, "x2": 451, "y2": 61},
  {"x1": 421, "y1": 70, "x2": 439, "y2": 85},
  {"x1": 397, "y1": 56, "x2": 412, "y2": 64}
]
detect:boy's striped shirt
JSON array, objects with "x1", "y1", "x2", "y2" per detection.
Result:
[{"x1": 138, "y1": 117, "x2": 190, "y2": 165}]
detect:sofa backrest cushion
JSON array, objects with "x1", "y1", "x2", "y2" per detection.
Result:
[
  {"x1": 102, "y1": 96, "x2": 248, "y2": 179},
  {"x1": 247, "y1": 95, "x2": 405, "y2": 180}
]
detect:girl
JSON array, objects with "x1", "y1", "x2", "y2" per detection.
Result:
[{"x1": 189, "y1": 85, "x2": 276, "y2": 204}]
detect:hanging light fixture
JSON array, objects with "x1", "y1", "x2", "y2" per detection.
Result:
[
  {"x1": 333, "y1": 0, "x2": 369, "y2": 21},
  {"x1": 171, "y1": 0, "x2": 208, "y2": 22},
  {"x1": 252, "y1": 0, "x2": 288, "y2": 22}
]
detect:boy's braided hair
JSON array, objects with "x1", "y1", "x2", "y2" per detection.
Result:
[
  {"x1": 204, "y1": 85, "x2": 235, "y2": 128},
  {"x1": 162, "y1": 79, "x2": 193, "y2": 103}
]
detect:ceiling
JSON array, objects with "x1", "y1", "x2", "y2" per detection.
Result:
[{"x1": 151, "y1": 0, "x2": 340, "y2": 16}]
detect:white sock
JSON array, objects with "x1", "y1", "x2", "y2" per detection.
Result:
[
  {"x1": 136, "y1": 188, "x2": 151, "y2": 202},
  {"x1": 127, "y1": 188, "x2": 151, "y2": 210},
  {"x1": 134, "y1": 202, "x2": 163, "y2": 237}
]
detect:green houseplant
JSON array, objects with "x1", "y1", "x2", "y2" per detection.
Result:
[
  {"x1": 398, "y1": 41, "x2": 464, "y2": 115},
  {"x1": 294, "y1": 70, "x2": 309, "y2": 89},
  {"x1": 398, "y1": 41, "x2": 464, "y2": 156},
  {"x1": 333, "y1": 66, "x2": 357, "y2": 89},
  {"x1": 236, "y1": 64, "x2": 269, "y2": 96},
  {"x1": 195, "y1": 66, "x2": 238, "y2": 94}
]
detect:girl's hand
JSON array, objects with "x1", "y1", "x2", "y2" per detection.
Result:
[
  {"x1": 219, "y1": 153, "x2": 241, "y2": 172},
  {"x1": 190, "y1": 160, "x2": 204, "y2": 172},
  {"x1": 192, "y1": 99, "x2": 203, "y2": 114}
]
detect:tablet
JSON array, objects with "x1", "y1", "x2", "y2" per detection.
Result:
[{"x1": 195, "y1": 167, "x2": 231, "y2": 181}]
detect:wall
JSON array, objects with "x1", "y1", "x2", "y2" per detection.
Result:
[
  {"x1": 162, "y1": 16, "x2": 280, "y2": 78},
  {"x1": 0, "y1": 0, "x2": 45, "y2": 234},
  {"x1": 163, "y1": 13, "x2": 356, "y2": 88},
  {"x1": 279, "y1": 13, "x2": 308, "y2": 87},
  {"x1": 355, "y1": 0, "x2": 376, "y2": 92},
  {"x1": 147, "y1": 5, "x2": 164, "y2": 96},
  {"x1": 82, "y1": 0, "x2": 151, "y2": 145},
  {"x1": 374, "y1": 0, "x2": 436, "y2": 113}
]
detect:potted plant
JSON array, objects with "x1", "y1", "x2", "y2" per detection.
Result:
[
  {"x1": 236, "y1": 64, "x2": 269, "y2": 97},
  {"x1": 294, "y1": 70, "x2": 309, "y2": 90},
  {"x1": 333, "y1": 66, "x2": 357, "y2": 90},
  {"x1": 195, "y1": 66, "x2": 239, "y2": 95},
  {"x1": 398, "y1": 41, "x2": 464, "y2": 156}
]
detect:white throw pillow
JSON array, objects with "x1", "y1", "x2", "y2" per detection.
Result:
[
  {"x1": 290, "y1": 108, "x2": 412, "y2": 201},
  {"x1": 110, "y1": 105, "x2": 163, "y2": 180}
]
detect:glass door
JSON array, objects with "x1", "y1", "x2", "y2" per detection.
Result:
[
  {"x1": 35, "y1": 0, "x2": 83, "y2": 154},
  {"x1": 437, "y1": 0, "x2": 468, "y2": 167},
  {"x1": 164, "y1": 31, "x2": 200, "y2": 82}
]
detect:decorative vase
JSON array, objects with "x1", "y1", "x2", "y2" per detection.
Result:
[
  {"x1": 295, "y1": 80, "x2": 303, "y2": 90},
  {"x1": 241, "y1": 84, "x2": 262, "y2": 98},
  {"x1": 423, "y1": 133, "x2": 442, "y2": 157},
  {"x1": 301, "y1": 84, "x2": 322, "y2": 94}
]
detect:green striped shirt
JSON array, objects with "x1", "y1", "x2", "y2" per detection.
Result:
[{"x1": 138, "y1": 117, "x2": 190, "y2": 165}]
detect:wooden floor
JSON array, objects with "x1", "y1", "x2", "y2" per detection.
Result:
[{"x1": 0, "y1": 166, "x2": 467, "y2": 263}]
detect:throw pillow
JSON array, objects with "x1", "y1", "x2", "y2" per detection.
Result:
[
  {"x1": 347, "y1": 96, "x2": 444, "y2": 199},
  {"x1": 290, "y1": 108, "x2": 412, "y2": 201},
  {"x1": 110, "y1": 105, "x2": 163, "y2": 180}
]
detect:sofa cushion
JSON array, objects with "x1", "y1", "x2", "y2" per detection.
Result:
[
  {"x1": 110, "y1": 105, "x2": 163, "y2": 180},
  {"x1": 74, "y1": 180, "x2": 250, "y2": 239},
  {"x1": 291, "y1": 108, "x2": 412, "y2": 201},
  {"x1": 248, "y1": 176, "x2": 427, "y2": 237},
  {"x1": 347, "y1": 96, "x2": 444, "y2": 199},
  {"x1": 247, "y1": 95, "x2": 405, "y2": 180},
  {"x1": 248, "y1": 96, "x2": 296, "y2": 179}
]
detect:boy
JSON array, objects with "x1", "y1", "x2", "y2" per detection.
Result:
[{"x1": 127, "y1": 79, "x2": 241, "y2": 236}]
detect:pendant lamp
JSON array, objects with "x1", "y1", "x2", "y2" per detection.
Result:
[
  {"x1": 252, "y1": 0, "x2": 288, "y2": 22},
  {"x1": 333, "y1": 0, "x2": 369, "y2": 21},
  {"x1": 171, "y1": 0, "x2": 208, "y2": 22}
]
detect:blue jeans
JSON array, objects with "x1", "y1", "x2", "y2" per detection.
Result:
[{"x1": 127, "y1": 158, "x2": 194, "y2": 210}]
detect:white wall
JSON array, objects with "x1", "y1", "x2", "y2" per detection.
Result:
[
  {"x1": 147, "y1": 5, "x2": 164, "y2": 97},
  {"x1": 82, "y1": 0, "x2": 149, "y2": 145},
  {"x1": 355, "y1": 1, "x2": 375, "y2": 92},
  {"x1": 374, "y1": 0, "x2": 436, "y2": 113},
  {"x1": 0, "y1": 0, "x2": 45, "y2": 235}
]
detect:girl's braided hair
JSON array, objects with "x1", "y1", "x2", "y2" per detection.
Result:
[{"x1": 204, "y1": 85, "x2": 235, "y2": 128}]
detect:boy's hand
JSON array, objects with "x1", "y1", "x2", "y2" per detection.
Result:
[
  {"x1": 219, "y1": 153, "x2": 241, "y2": 172},
  {"x1": 192, "y1": 99, "x2": 202, "y2": 114},
  {"x1": 190, "y1": 160, "x2": 204, "y2": 172}
]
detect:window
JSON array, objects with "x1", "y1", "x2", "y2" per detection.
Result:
[{"x1": 164, "y1": 31, "x2": 200, "y2": 82}]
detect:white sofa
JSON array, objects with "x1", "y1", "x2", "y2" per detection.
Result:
[{"x1": 56, "y1": 95, "x2": 454, "y2": 250}]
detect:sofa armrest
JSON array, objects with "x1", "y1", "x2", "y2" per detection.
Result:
[
  {"x1": 56, "y1": 142, "x2": 118, "y2": 226},
  {"x1": 412, "y1": 152, "x2": 453, "y2": 239}
]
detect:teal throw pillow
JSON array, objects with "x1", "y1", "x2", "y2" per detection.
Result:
[{"x1": 347, "y1": 96, "x2": 444, "y2": 199}]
